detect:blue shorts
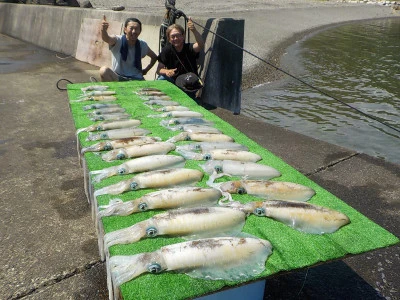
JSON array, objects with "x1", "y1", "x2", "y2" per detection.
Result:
[{"x1": 117, "y1": 74, "x2": 144, "y2": 81}]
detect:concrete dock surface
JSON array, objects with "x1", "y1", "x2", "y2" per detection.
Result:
[{"x1": 1, "y1": 2, "x2": 399, "y2": 299}]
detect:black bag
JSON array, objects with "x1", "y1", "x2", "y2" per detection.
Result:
[{"x1": 175, "y1": 72, "x2": 203, "y2": 92}]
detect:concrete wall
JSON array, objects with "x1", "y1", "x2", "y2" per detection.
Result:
[{"x1": 0, "y1": 3, "x2": 244, "y2": 113}]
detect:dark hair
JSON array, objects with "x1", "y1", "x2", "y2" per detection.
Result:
[{"x1": 124, "y1": 18, "x2": 142, "y2": 31}]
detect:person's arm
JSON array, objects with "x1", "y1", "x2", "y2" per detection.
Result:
[
  {"x1": 142, "y1": 48, "x2": 158, "y2": 75},
  {"x1": 187, "y1": 17, "x2": 204, "y2": 53},
  {"x1": 100, "y1": 15, "x2": 117, "y2": 46},
  {"x1": 157, "y1": 62, "x2": 177, "y2": 78}
]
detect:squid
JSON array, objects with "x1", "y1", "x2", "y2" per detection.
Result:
[
  {"x1": 201, "y1": 160, "x2": 281, "y2": 180},
  {"x1": 167, "y1": 132, "x2": 234, "y2": 143},
  {"x1": 213, "y1": 179, "x2": 315, "y2": 202},
  {"x1": 80, "y1": 136, "x2": 160, "y2": 154},
  {"x1": 101, "y1": 142, "x2": 176, "y2": 162},
  {"x1": 148, "y1": 111, "x2": 203, "y2": 118},
  {"x1": 89, "y1": 107, "x2": 126, "y2": 115},
  {"x1": 90, "y1": 154, "x2": 185, "y2": 182},
  {"x1": 98, "y1": 187, "x2": 222, "y2": 218},
  {"x1": 224, "y1": 200, "x2": 350, "y2": 234},
  {"x1": 94, "y1": 168, "x2": 204, "y2": 197},
  {"x1": 82, "y1": 90, "x2": 116, "y2": 97},
  {"x1": 81, "y1": 85, "x2": 109, "y2": 92},
  {"x1": 136, "y1": 90, "x2": 167, "y2": 96},
  {"x1": 176, "y1": 142, "x2": 248, "y2": 152},
  {"x1": 71, "y1": 95, "x2": 117, "y2": 102},
  {"x1": 160, "y1": 117, "x2": 214, "y2": 127},
  {"x1": 76, "y1": 119, "x2": 142, "y2": 134},
  {"x1": 137, "y1": 88, "x2": 162, "y2": 92},
  {"x1": 177, "y1": 149, "x2": 262, "y2": 162},
  {"x1": 144, "y1": 100, "x2": 180, "y2": 106},
  {"x1": 90, "y1": 113, "x2": 131, "y2": 122},
  {"x1": 108, "y1": 237, "x2": 272, "y2": 300},
  {"x1": 86, "y1": 127, "x2": 151, "y2": 141},
  {"x1": 83, "y1": 103, "x2": 120, "y2": 111},
  {"x1": 151, "y1": 105, "x2": 190, "y2": 112},
  {"x1": 165, "y1": 124, "x2": 222, "y2": 134},
  {"x1": 104, "y1": 206, "x2": 247, "y2": 249},
  {"x1": 140, "y1": 95, "x2": 172, "y2": 101}
]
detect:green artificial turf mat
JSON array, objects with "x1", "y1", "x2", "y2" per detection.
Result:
[{"x1": 67, "y1": 80, "x2": 399, "y2": 300}]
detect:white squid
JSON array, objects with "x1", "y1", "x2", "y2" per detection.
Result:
[
  {"x1": 90, "y1": 154, "x2": 185, "y2": 182},
  {"x1": 81, "y1": 85, "x2": 109, "y2": 92},
  {"x1": 160, "y1": 117, "x2": 214, "y2": 127},
  {"x1": 148, "y1": 111, "x2": 203, "y2": 118},
  {"x1": 89, "y1": 107, "x2": 126, "y2": 115},
  {"x1": 94, "y1": 168, "x2": 204, "y2": 197},
  {"x1": 82, "y1": 90, "x2": 116, "y2": 97},
  {"x1": 101, "y1": 142, "x2": 176, "y2": 162},
  {"x1": 165, "y1": 124, "x2": 222, "y2": 134},
  {"x1": 201, "y1": 160, "x2": 281, "y2": 180},
  {"x1": 213, "y1": 180, "x2": 315, "y2": 202},
  {"x1": 104, "y1": 206, "x2": 247, "y2": 249},
  {"x1": 98, "y1": 187, "x2": 222, "y2": 217},
  {"x1": 83, "y1": 103, "x2": 120, "y2": 111},
  {"x1": 151, "y1": 105, "x2": 190, "y2": 112},
  {"x1": 76, "y1": 119, "x2": 141, "y2": 134},
  {"x1": 109, "y1": 237, "x2": 272, "y2": 300},
  {"x1": 90, "y1": 113, "x2": 131, "y2": 122},
  {"x1": 224, "y1": 200, "x2": 350, "y2": 234},
  {"x1": 176, "y1": 141, "x2": 248, "y2": 152},
  {"x1": 177, "y1": 148, "x2": 262, "y2": 162},
  {"x1": 144, "y1": 100, "x2": 180, "y2": 106},
  {"x1": 71, "y1": 95, "x2": 117, "y2": 102},
  {"x1": 167, "y1": 132, "x2": 234, "y2": 143},
  {"x1": 136, "y1": 90, "x2": 167, "y2": 97},
  {"x1": 86, "y1": 127, "x2": 151, "y2": 141},
  {"x1": 80, "y1": 136, "x2": 160, "y2": 154}
]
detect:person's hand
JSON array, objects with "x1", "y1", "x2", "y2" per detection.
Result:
[
  {"x1": 165, "y1": 68, "x2": 177, "y2": 77},
  {"x1": 187, "y1": 17, "x2": 195, "y2": 32},
  {"x1": 101, "y1": 15, "x2": 109, "y2": 31}
]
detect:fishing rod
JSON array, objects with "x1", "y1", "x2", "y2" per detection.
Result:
[{"x1": 189, "y1": 19, "x2": 400, "y2": 137}]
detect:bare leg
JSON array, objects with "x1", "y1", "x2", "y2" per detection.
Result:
[{"x1": 100, "y1": 66, "x2": 118, "y2": 82}]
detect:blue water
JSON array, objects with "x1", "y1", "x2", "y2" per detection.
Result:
[{"x1": 242, "y1": 18, "x2": 400, "y2": 165}]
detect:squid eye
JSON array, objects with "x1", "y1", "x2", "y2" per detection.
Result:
[
  {"x1": 203, "y1": 154, "x2": 212, "y2": 160},
  {"x1": 104, "y1": 143, "x2": 112, "y2": 151},
  {"x1": 100, "y1": 133, "x2": 108, "y2": 139},
  {"x1": 138, "y1": 202, "x2": 148, "y2": 211},
  {"x1": 194, "y1": 145, "x2": 201, "y2": 150},
  {"x1": 148, "y1": 263, "x2": 162, "y2": 274},
  {"x1": 214, "y1": 165, "x2": 223, "y2": 173},
  {"x1": 178, "y1": 126, "x2": 184, "y2": 131},
  {"x1": 96, "y1": 126, "x2": 103, "y2": 130},
  {"x1": 130, "y1": 182, "x2": 138, "y2": 190},
  {"x1": 166, "y1": 113, "x2": 172, "y2": 117},
  {"x1": 237, "y1": 187, "x2": 246, "y2": 195},
  {"x1": 146, "y1": 227, "x2": 158, "y2": 237},
  {"x1": 254, "y1": 207, "x2": 265, "y2": 216},
  {"x1": 98, "y1": 116, "x2": 105, "y2": 121},
  {"x1": 116, "y1": 152, "x2": 126, "y2": 160},
  {"x1": 118, "y1": 168, "x2": 126, "y2": 175},
  {"x1": 184, "y1": 136, "x2": 191, "y2": 141}
]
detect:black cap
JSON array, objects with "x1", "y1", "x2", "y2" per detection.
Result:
[{"x1": 175, "y1": 73, "x2": 203, "y2": 92}]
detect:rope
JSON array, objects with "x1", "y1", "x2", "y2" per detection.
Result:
[
  {"x1": 56, "y1": 78, "x2": 73, "y2": 91},
  {"x1": 191, "y1": 19, "x2": 400, "y2": 137}
]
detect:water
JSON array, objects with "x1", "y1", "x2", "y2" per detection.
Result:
[{"x1": 242, "y1": 18, "x2": 400, "y2": 165}]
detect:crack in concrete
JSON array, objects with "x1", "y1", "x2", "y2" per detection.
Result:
[
  {"x1": 11, "y1": 260, "x2": 104, "y2": 299},
  {"x1": 305, "y1": 152, "x2": 360, "y2": 176}
]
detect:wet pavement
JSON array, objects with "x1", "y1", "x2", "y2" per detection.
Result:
[{"x1": 0, "y1": 33, "x2": 399, "y2": 300}]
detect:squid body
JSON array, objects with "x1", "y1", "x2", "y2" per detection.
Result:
[
  {"x1": 151, "y1": 105, "x2": 190, "y2": 112},
  {"x1": 101, "y1": 142, "x2": 176, "y2": 162},
  {"x1": 94, "y1": 168, "x2": 204, "y2": 197},
  {"x1": 109, "y1": 237, "x2": 272, "y2": 299},
  {"x1": 215, "y1": 180, "x2": 315, "y2": 201},
  {"x1": 90, "y1": 154, "x2": 185, "y2": 182},
  {"x1": 148, "y1": 111, "x2": 203, "y2": 118},
  {"x1": 226, "y1": 200, "x2": 350, "y2": 234},
  {"x1": 98, "y1": 187, "x2": 222, "y2": 217},
  {"x1": 104, "y1": 206, "x2": 247, "y2": 249},
  {"x1": 86, "y1": 127, "x2": 151, "y2": 141},
  {"x1": 176, "y1": 142, "x2": 248, "y2": 152},
  {"x1": 81, "y1": 136, "x2": 160, "y2": 154},
  {"x1": 166, "y1": 124, "x2": 222, "y2": 133},
  {"x1": 201, "y1": 160, "x2": 281, "y2": 180},
  {"x1": 76, "y1": 119, "x2": 141, "y2": 134},
  {"x1": 167, "y1": 132, "x2": 234, "y2": 143},
  {"x1": 178, "y1": 149, "x2": 262, "y2": 162},
  {"x1": 83, "y1": 103, "x2": 119, "y2": 110}
]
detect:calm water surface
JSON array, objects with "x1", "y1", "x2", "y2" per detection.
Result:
[{"x1": 242, "y1": 18, "x2": 400, "y2": 165}]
